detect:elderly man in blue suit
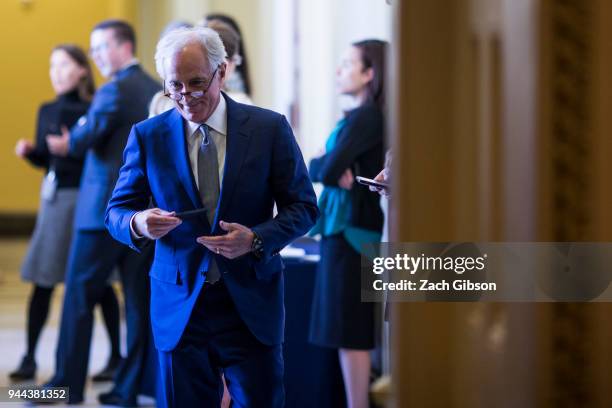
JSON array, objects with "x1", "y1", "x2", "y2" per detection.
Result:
[
  {"x1": 45, "y1": 20, "x2": 160, "y2": 406},
  {"x1": 105, "y1": 27, "x2": 318, "y2": 407}
]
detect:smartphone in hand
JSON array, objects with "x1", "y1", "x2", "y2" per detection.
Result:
[
  {"x1": 174, "y1": 208, "x2": 208, "y2": 220},
  {"x1": 356, "y1": 176, "x2": 388, "y2": 189}
]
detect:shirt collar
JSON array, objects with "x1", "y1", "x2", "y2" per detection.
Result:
[
  {"x1": 121, "y1": 58, "x2": 139, "y2": 71},
  {"x1": 186, "y1": 94, "x2": 228, "y2": 138},
  {"x1": 112, "y1": 58, "x2": 139, "y2": 79}
]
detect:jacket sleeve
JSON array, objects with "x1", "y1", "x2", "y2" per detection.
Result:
[
  {"x1": 25, "y1": 106, "x2": 50, "y2": 169},
  {"x1": 251, "y1": 115, "x2": 319, "y2": 277},
  {"x1": 105, "y1": 125, "x2": 152, "y2": 252},
  {"x1": 308, "y1": 155, "x2": 325, "y2": 183},
  {"x1": 69, "y1": 82, "x2": 121, "y2": 157},
  {"x1": 311, "y1": 107, "x2": 383, "y2": 187}
]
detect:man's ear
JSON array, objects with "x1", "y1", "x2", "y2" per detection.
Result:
[
  {"x1": 120, "y1": 40, "x2": 135, "y2": 59},
  {"x1": 218, "y1": 62, "x2": 228, "y2": 82},
  {"x1": 364, "y1": 67, "x2": 375, "y2": 84}
]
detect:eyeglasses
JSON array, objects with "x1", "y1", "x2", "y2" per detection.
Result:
[{"x1": 164, "y1": 68, "x2": 218, "y2": 101}]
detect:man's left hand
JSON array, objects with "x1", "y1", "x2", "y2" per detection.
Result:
[
  {"x1": 197, "y1": 220, "x2": 255, "y2": 259},
  {"x1": 46, "y1": 126, "x2": 70, "y2": 157}
]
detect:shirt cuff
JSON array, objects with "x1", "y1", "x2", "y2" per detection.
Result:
[{"x1": 130, "y1": 212, "x2": 144, "y2": 240}]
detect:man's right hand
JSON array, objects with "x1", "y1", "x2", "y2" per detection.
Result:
[
  {"x1": 370, "y1": 168, "x2": 390, "y2": 197},
  {"x1": 15, "y1": 139, "x2": 33, "y2": 158},
  {"x1": 132, "y1": 208, "x2": 182, "y2": 240}
]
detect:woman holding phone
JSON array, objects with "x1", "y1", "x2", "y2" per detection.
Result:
[
  {"x1": 308, "y1": 39, "x2": 388, "y2": 408},
  {"x1": 11, "y1": 45, "x2": 122, "y2": 382}
]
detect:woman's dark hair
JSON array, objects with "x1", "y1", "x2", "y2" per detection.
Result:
[
  {"x1": 206, "y1": 20, "x2": 240, "y2": 59},
  {"x1": 205, "y1": 13, "x2": 252, "y2": 96},
  {"x1": 352, "y1": 39, "x2": 388, "y2": 111},
  {"x1": 52, "y1": 44, "x2": 96, "y2": 101}
]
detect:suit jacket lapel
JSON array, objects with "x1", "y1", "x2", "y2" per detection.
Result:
[{"x1": 213, "y1": 95, "x2": 250, "y2": 231}]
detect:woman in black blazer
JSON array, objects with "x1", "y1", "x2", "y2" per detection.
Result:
[{"x1": 309, "y1": 39, "x2": 388, "y2": 408}]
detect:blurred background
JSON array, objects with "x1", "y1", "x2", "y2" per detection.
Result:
[
  {"x1": 0, "y1": 0, "x2": 391, "y2": 215},
  {"x1": 4, "y1": 0, "x2": 612, "y2": 407}
]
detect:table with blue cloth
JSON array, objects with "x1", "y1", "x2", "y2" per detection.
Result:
[{"x1": 282, "y1": 237, "x2": 346, "y2": 408}]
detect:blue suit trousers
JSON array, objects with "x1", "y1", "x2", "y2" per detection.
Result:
[{"x1": 157, "y1": 280, "x2": 285, "y2": 408}]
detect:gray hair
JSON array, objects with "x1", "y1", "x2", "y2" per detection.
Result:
[
  {"x1": 159, "y1": 21, "x2": 193, "y2": 40},
  {"x1": 154, "y1": 26, "x2": 227, "y2": 79}
]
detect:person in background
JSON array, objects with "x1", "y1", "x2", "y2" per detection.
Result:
[
  {"x1": 10, "y1": 44, "x2": 123, "y2": 383},
  {"x1": 148, "y1": 21, "x2": 194, "y2": 118},
  {"x1": 203, "y1": 13, "x2": 252, "y2": 98},
  {"x1": 44, "y1": 20, "x2": 160, "y2": 405},
  {"x1": 308, "y1": 39, "x2": 388, "y2": 408},
  {"x1": 204, "y1": 19, "x2": 253, "y2": 105}
]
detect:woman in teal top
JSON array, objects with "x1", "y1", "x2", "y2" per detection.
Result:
[{"x1": 309, "y1": 39, "x2": 387, "y2": 408}]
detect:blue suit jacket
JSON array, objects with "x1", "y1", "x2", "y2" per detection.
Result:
[
  {"x1": 70, "y1": 64, "x2": 160, "y2": 230},
  {"x1": 105, "y1": 95, "x2": 319, "y2": 351}
]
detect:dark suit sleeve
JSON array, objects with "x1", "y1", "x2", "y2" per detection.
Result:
[
  {"x1": 310, "y1": 107, "x2": 383, "y2": 187},
  {"x1": 251, "y1": 115, "x2": 319, "y2": 270},
  {"x1": 308, "y1": 155, "x2": 325, "y2": 183},
  {"x1": 25, "y1": 106, "x2": 50, "y2": 169},
  {"x1": 69, "y1": 82, "x2": 121, "y2": 157},
  {"x1": 105, "y1": 125, "x2": 152, "y2": 252}
]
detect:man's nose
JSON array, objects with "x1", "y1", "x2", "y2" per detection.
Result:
[{"x1": 181, "y1": 84, "x2": 197, "y2": 92}]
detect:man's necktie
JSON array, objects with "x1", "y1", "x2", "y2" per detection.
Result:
[{"x1": 197, "y1": 124, "x2": 221, "y2": 282}]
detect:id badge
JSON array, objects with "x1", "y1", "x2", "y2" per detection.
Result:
[{"x1": 41, "y1": 170, "x2": 58, "y2": 202}]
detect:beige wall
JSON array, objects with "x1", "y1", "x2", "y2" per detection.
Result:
[
  {"x1": 137, "y1": 0, "x2": 172, "y2": 80},
  {"x1": 0, "y1": 0, "x2": 136, "y2": 213}
]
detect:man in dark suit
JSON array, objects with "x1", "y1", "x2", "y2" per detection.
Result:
[
  {"x1": 46, "y1": 19, "x2": 160, "y2": 406},
  {"x1": 105, "y1": 27, "x2": 318, "y2": 407}
]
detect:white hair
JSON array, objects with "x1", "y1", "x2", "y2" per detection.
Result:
[{"x1": 154, "y1": 26, "x2": 227, "y2": 79}]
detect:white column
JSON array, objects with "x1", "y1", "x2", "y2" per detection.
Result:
[
  {"x1": 297, "y1": 0, "x2": 335, "y2": 161},
  {"x1": 171, "y1": 0, "x2": 210, "y2": 21}
]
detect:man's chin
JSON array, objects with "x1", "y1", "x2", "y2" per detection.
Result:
[{"x1": 179, "y1": 109, "x2": 204, "y2": 123}]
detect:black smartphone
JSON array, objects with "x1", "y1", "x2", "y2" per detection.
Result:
[
  {"x1": 175, "y1": 208, "x2": 208, "y2": 220},
  {"x1": 356, "y1": 176, "x2": 388, "y2": 189}
]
